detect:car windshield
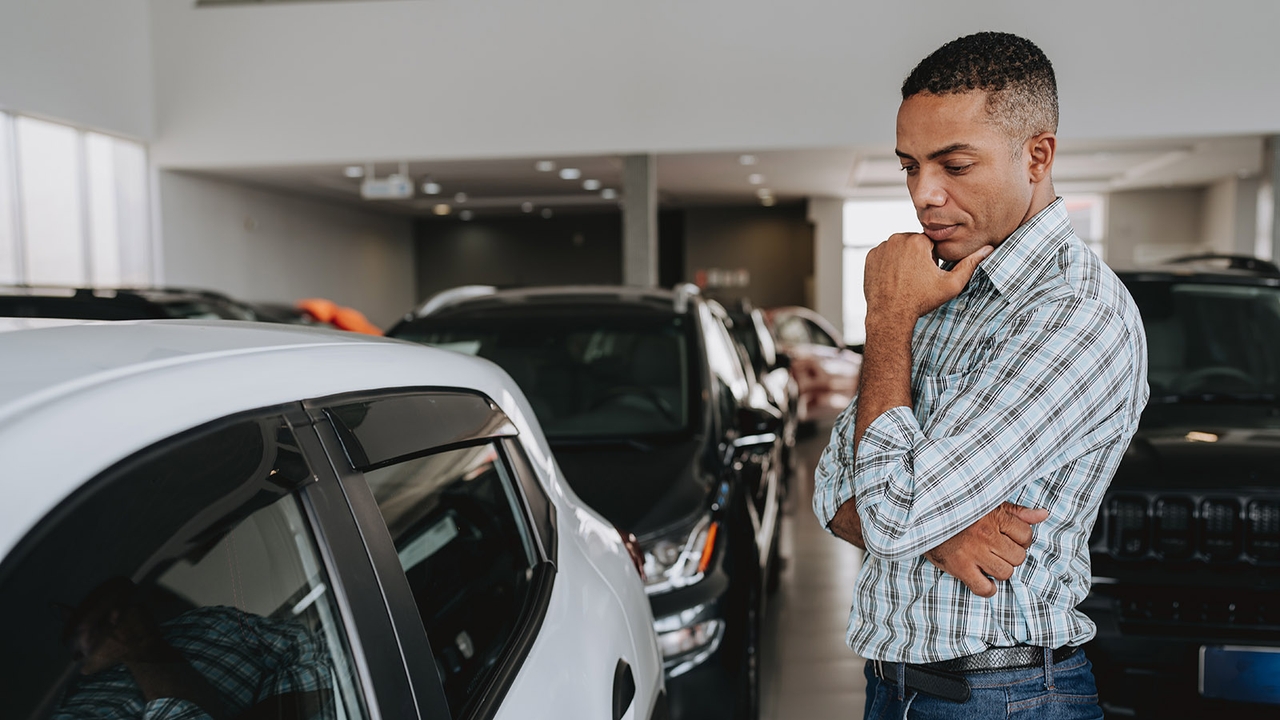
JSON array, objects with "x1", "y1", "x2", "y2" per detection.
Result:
[
  {"x1": 394, "y1": 311, "x2": 696, "y2": 439},
  {"x1": 1127, "y1": 280, "x2": 1280, "y2": 401}
]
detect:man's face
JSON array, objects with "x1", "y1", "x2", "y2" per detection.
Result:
[{"x1": 895, "y1": 91, "x2": 1036, "y2": 263}]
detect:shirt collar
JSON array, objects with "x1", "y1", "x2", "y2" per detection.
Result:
[{"x1": 976, "y1": 197, "x2": 1071, "y2": 299}]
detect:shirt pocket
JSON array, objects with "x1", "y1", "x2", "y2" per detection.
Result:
[{"x1": 912, "y1": 369, "x2": 971, "y2": 424}]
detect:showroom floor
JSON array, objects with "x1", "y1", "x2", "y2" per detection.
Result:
[{"x1": 760, "y1": 424, "x2": 868, "y2": 719}]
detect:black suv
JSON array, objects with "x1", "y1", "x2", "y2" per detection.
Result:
[
  {"x1": 1084, "y1": 255, "x2": 1280, "y2": 718},
  {"x1": 388, "y1": 284, "x2": 784, "y2": 720}
]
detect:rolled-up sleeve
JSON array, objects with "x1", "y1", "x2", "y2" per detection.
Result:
[{"x1": 818, "y1": 297, "x2": 1137, "y2": 562}]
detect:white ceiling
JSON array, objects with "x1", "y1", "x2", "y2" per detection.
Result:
[{"x1": 192, "y1": 134, "x2": 1266, "y2": 219}]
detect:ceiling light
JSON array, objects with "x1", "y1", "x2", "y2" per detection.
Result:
[
  {"x1": 422, "y1": 181, "x2": 441, "y2": 195},
  {"x1": 459, "y1": 210, "x2": 474, "y2": 221},
  {"x1": 536, "y1": 160, "x2": 556, "y2": 172},
  {"x1": 559, "y1": 168, "x2": 581, "y2": 180},
  {"x1": 748, "y1": 173, "x2": 765, "y2": 185},
  {"x1": 433, "y1": 204, "x2": 451, "y2": 216},
  {"x1": 521, "y1": 202, "x2": 534, "y2": 213},
  {"x1": 739, "y1": 154, "x2": 758, "y2": 166},
  {"x1": 454, "y1": 192, "x2": 468, "y2": 203},
  {"x1": 756, "y1": 188, "x2": 773, "y2": 199},
  {"x1": 583, "y1": 179, "x2": 602, "y2": 191},
  {"x1": 344, "y1": 165, "x2": 365, "y2": 179},
  {"x1": 761, "y1": 196, "x2": 776, "y2": 207},
  {"x1": 601, "y1": 188, "x2": 617, "y2": 200},
  {"x1": 541, "y1": 208, "x2": 554, "y2": 219}
]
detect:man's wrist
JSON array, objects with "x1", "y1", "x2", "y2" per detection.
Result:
[{"x1": 864, "y1": 309, "x2": 916, "y2": 342}]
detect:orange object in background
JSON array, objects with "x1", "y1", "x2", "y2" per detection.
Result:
[{"x1": 297, "y1": 298, "x2": 382, "y2": 336}]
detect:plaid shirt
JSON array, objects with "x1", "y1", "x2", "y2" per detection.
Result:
[
  {"x1": 814, "y1": 198, "x2": 1148, "y2": 663},
  {"x1": 55, "y1": 606, "x2": 333, "y2": 720}
]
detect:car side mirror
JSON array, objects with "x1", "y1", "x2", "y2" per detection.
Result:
[
  {"x1": 772, "y1": 352, "x2": 791, "y2": 371},
  {"x1": 735, "y1": 406, "x2": 782, "y2": 442}
]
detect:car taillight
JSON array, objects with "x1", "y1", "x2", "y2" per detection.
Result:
[
  {"x1": 618, "y1": 529, "x2": 646, "y2": 581},
  {"x1": 1248, "y1": 501, "x2": 1280, "y2": 562},
  {"x1": 1109, "y1": 496, "x2": 1148, "y2": 558},
  {"x1": 1155, "y1": 498, "x2": 1193, "y2": 559},
  {"x1": 1201, "y1": 499, "x2": 1241, "y2": 560}
]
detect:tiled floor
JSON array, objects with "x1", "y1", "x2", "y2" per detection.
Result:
[{"x1": 761, "y1": 424, "x2": 867, "y2": 719}]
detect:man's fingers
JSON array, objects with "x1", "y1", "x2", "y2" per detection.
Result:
[
  {"x1": 946, "y1": 244, "x2": 994, "y2": 288},
  {"x1": 979, "y1": 553, "x2": 1016, "y2": 582},
  {"x1": 1005, "y1": 502, "x2": 1049, "y2": 524},
  {"x1": 990, "y1": 534, "x2": 1029, "y2": 568},
  {"x1": 999, "y1": 515, "x2": 1035, "y2": 548},
  {"x1": 956, "y1": 568, "x2": 998, "y2": 598}
]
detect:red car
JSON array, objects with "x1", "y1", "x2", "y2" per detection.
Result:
[{"x1": 763, "y1": 306, "x2": 862, "y2": 426}]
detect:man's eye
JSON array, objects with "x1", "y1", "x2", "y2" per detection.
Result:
[
  {"x1": 946, "y1": 164, "x2": 972, "y2": 174},
  {"x1": 900, "y1": 165, "x2": 918, "y2": 174}
]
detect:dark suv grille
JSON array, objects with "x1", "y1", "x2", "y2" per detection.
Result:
[{"x1": 1094, "y1": 493, "x2": 1280, "y2": 564}]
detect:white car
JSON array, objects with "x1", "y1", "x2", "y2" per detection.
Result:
[{"x1": 0, "y1": 319, "x2": 664, "y2": 720}]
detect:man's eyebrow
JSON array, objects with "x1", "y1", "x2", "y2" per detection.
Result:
[{"x1": 895, "y1": 143, "x2": 979, "y2": 162}]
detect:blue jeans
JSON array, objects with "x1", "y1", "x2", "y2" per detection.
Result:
[{"x1": 863, "y1": 649, "x2": 1103, "y2": 719}]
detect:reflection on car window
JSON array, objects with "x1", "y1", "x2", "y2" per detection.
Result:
[
  {"x1": 0, "y1": 417, "x2": 367, "y2": 720},
  {"x1": 362, "y1": 444, "x2": 536, "y2": 718},
  {"x1": 1129, "y1": 282, "x2": 1280, "y2": 396},
  {"x1": 395, "y1": 313, "x2": 694, "y2": 438},
  {"x1": 805, "y1": 319, "x2": 838, "y2": 347},
  {"x1": 775, "y1": 316, "x2": 809, "y2": 346}
]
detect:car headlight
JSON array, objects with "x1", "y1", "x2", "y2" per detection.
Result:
[
  {"x1": 653, "y1": 603, "x2": 725, "y2": 676},
  {"x1": 640, "y1": 513, "x2": 720, "y2": 595}
]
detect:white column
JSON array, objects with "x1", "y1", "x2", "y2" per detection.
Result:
[
  {"x1": 622, "y1": 154, "x2": 657, "y2": 287},
  {"x1": 807, "y1": 196, "x2": 845, "y2": 333}
]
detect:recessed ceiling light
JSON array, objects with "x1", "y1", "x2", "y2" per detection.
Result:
[
  {"x1": 454, "y1": 192, "x2": 468, "y2": 203},
  {"x1": 459, "y1": 210, "x2": 474, "y2": 221},
  {"x1": 521, "y1": 202, "x2": 534, "y2": 213},
  {"x1": 541, "y1": 208, "x2": 554, "y2": 218},
  {"x1": 422, "y1": 181, "x2": 441, "y2": 195},
  {"x1": 433, "y1": 204, "x2": 451, "y2": 216},
  {"x1": 583, "y1": 179, "x2": 602, "y2": 191},
  {"x1": 756, "y1": 188, "x2": 773, "y2": 199},
  {"x1": 559, "y1": 168, "x2": 581, "y2": 180},
  {"x1": 536, "y1": 160, "x2": 556, "y2": 172},
  {"x1": 739, "y1": 154, "x2": 758, "y2": 166},
  {"x1": 748, "y1": 173, "x2": 765, "y2": 185},
  {"x1": 344, "y1": 165, "x2": 365, "y2": 178},
  {"x1": 601, "y1": 188, "x2": 617, "y2": 200},
  {"x1": 761, "y1": 196, "x2": 776, "y2": 207}
]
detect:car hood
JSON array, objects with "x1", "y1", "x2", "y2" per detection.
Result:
[
  {"x1": 1113, "y1": 405, "x2": 1280, "y2": 490},
  {"x1": 550, "y1": 436, "x2": 713, "y2": 537}
]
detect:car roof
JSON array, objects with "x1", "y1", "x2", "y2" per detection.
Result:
[
  {"x1": 0, "y1": 319, "x2": 547, "y2": 560},
  {"x1": 408, "y1": 283, "x2": 702, "y2": 320}
]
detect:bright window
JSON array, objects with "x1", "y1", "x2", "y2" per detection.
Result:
[
  {"x1": 0, "y1": 111, "x2": 150, "y2": 287},
  {"x1": 842, "y1": 199, "x2": 919, "y2": 345}
]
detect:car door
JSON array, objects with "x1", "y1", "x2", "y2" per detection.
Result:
[{"x1": 0, "y1": 405, "x2": 421, "y2": 720}]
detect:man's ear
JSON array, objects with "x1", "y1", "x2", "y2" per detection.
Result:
[{"x1": 1026, "y1": 133, "x2": 1056, "y2": 183}]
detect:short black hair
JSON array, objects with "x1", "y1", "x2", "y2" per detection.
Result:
[{"x1": 902, "y1": 32, "x2": 1058, "y2": 141}]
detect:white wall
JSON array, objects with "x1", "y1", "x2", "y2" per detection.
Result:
[
  {"x1": 150, "y1": 0, "x2": 1280, "y2": 169},
  {"x1": 159, "y1": 172, "x2": 416, "y2": 327},
  {"x1": 1106, "y1": 188, "x2": 1206, "y2": 270},
  {"x1": 0, "y1": 0, "x2": 153, "y2": 138},
  {"x1": 1201, "y1": 176, "x2": 1260, "y2": 256},
  {"x1": 807, "y1": 198, "x2": 844, "y2": 332}
]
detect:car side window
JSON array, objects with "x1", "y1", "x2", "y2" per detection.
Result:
[
  {"x1": 805, "y1": 319, "x2": 839, "y2": 348},
  {"x1": 0, "y1": 416, "x2": 369, "y2": 720},
  {"x1": 775, "y1": 315, "x2": 809, "y2": 346},
  {"x1": 360, "y1": 442, "x2": 538, "y2": 718}
]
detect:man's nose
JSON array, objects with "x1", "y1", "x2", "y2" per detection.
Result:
[{"x1": 911, "y1": 169, "x2": 948, "y2": 210}]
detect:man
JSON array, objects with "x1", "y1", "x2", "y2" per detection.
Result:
[{"x1": 813, "y1": 32, "x2": 1148, "y2": 718}]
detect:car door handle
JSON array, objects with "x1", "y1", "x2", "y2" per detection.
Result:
[{"x1": 613, "y1": 658, "x2": 636, "y2": 720}]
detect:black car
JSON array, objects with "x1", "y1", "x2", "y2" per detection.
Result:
[
  {"x1": 724, "y1": 300, "x2": 799, "y2": 498},
  {"x1": 0, "y1": 285, "x2": 287, "y2": 322},
  {"x1": 1083, "y1": 255, "x2": 1280, "y2": 719},
  {"x1": 389, "y1": 284, "x2": 785, "y2": 720}
]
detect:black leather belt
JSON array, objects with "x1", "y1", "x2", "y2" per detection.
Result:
[{"x1": 872, "y1": 646, "x2": 1080, "y2": 704}]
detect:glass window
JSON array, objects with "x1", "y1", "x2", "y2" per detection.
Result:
[
  {"x1": 395, "y1": 311, "x2": 694, "y2": 438},
  {"x1": 0, "y1": 113, "x2": 18, "y2": 284},
  {"x1": 0, "y1": 417, "x2": 368, "y2": 720},
  {"x1": 774, "y1": 315, "x2": 810, "y2": 347},
  {"x1": 16, "y1": 116, "x2": 85, "y2": 286},
  {"x1": 85, "y1": 133, "x2": 123, "y2": 286},
  {"x1": 805, "y1": 319, "x2": 839, "y2": 348},
  {"x1": 361, "y1": 443, "x2": 537, "y2": 718}
]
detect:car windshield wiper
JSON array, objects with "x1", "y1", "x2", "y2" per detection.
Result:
[{"x1": 1149, "y1": 392, "x2": 1280, "y2": 405}]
